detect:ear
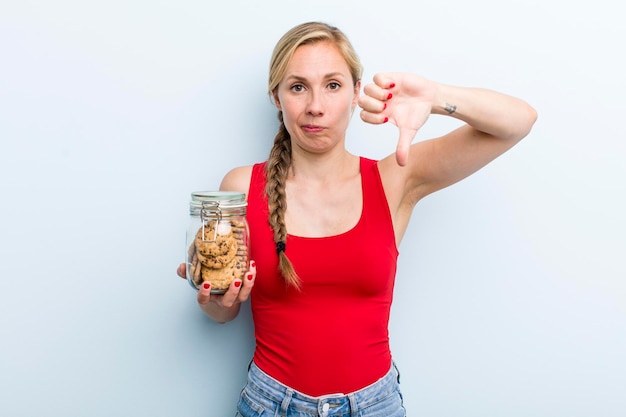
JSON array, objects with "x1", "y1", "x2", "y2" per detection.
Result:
[
  {"x1": 351, "y1": 80, "x2": 361, "y2": 110},
  {"x1": 272, "y1": 89, "x2": 282, "y2": 110}
]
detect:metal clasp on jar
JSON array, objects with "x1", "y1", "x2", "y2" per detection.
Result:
[{"x1": 200, "y1": 201, "x2": 222, "y2": 242}]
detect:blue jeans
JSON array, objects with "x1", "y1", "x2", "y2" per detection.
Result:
[{"x1": 236, "y1": 361, "x2": 406, "y2": 417}]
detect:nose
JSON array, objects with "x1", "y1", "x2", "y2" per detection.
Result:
[{"x1": 306, "y1": 90, "x2": 324, "y2": 117}]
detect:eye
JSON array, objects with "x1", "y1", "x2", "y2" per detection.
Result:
[
  {"x1": 290, "y1": 84, "x2": 305, "y2": 92},
  {"x1": 328, "y1": 82, "x2": 341, "y2": 90}
]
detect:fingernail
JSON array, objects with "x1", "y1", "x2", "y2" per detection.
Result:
[
  {"x1": 234, "y1": 281, "x2": 241, "y2": 288},
  {"x1": 387, "y1": 93, "x2": 393, "y2": 100},
  {"x1": 203, "y1": 282, "x2": 210, "y2": 289},
  {"x1": 247, "y1": 273, "x2": 253, "y2": 281},
  {"x1": 389, "y1": 83, "x2": 396, "y2": 88},
  {"x1": 250, "y1": 260, "x2": 256, "y2": 268},
  {"x1": 384, "y1": 117, "x2": 389, "y2": 123},
  {"x1": 383, "y1": 103, "x2": 387, "y2": 110}
]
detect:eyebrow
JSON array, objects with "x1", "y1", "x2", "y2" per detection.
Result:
[{"x1": 284, "y1": 72, "x2": 347, "y2": 82}]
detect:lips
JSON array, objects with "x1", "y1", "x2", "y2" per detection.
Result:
[{"x1": 302, "y1": 124, "x2": 324, "y2": 133}]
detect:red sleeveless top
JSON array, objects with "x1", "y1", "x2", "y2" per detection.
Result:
[{"x1": 247, "y1": 157, "x2": 399, "y2": 396}]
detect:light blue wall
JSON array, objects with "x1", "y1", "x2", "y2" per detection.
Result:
[{"x1": 1, "y1": 1, "x2": 625, "y2": 416}]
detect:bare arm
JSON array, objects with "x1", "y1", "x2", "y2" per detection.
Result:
[
  {"x1": 405, "y1": 82, "x2": 537, "y2": 198},
  {"x1": 358, "y1": 73, "x2": 537, "y2": 241}
]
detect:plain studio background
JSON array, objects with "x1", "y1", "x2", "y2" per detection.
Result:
[{"x1": 1, "y1": 1, "x2": 624, "y2": 416}]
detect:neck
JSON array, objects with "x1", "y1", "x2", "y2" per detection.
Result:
[{"x1": 289, "y1": 149, "x2": 359, "y2": 183}]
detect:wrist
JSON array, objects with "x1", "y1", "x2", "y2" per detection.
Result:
[
  {"x1": 431, "y1": 83, "x2": 458, "y2": 116},
  {"x1": 201, "y1": 302, "x2": 240, "y2": 323}
]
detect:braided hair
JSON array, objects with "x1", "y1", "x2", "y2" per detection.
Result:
[{"x1": 265, "y1": 22, "x2": 363, "y2": 288}]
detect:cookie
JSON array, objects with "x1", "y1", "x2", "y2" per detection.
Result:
[
  {"x1": 187, "y1": 218, "x2": 249, "y2": 291},
  {"x1": 190, "y1": 252, "x2": 202, "y2": 285},
  {"x1": 196, "y1": 241, "x2": 237, "y2": 269},
  {"x1": 200, "y1": 256, "x2": 246, "y2": 291},
  {"x1": 194, "y1": 221, "x2": 238, "y2": 268}
]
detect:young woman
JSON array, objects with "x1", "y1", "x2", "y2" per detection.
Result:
[{"x1": 178, "y1": 21, "x2": 537, "y2": 417}]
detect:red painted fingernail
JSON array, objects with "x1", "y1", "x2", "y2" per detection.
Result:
[
  {"x1": 387, "y1": 93, "x2": 393, "y2": 100},
  {"x1": 250, "y1": 260, "x2": 256, "y2": 268},
  {"x1": 203, "y1": 282, "x2": 210, "y2": 289},
  {"x1": 234, "y1": 281, "x2": 241, "y2": 288},
  {"x1": 247, "y1": 273, "x2": 253, "y2": 281},
  {"x1": 383, "y1": 103, "x2": 387, "y2": 110},
  {"x1": 389, "y1": 83, "x2": 395, "y2": 88},
  {"x1": 383, "y1": 117, "x2": 389, "y2": 123}
]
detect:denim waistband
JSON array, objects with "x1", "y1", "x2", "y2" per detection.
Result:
[{"x1": 246, "y1": 360, "x2": 400, "y2": 415}]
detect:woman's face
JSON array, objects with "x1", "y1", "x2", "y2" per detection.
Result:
[{"x1": 273, "y1": 41, "x2": 360, "y2": 156}]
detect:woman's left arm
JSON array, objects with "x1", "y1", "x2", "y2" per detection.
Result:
[
  {"x1": 359, "y1": 73, "x2": 538, "y2": 238},
  {"x1": 410, "y1": 81, "x2": 537, "y2": 197}
]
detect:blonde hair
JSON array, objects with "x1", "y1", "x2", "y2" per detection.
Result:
[{"x1": 265, "y1": 22, "x2": 363, "y2": 289}]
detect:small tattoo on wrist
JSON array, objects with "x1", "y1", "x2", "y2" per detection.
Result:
[{"x1": 444, "y1": 103, "x2": 457, "y2": 115}]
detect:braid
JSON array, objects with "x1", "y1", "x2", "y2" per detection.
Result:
[
  {"x1": 263, "y1": 22, "x2": 363, "y2": 290},
  {"x1": 265, "y1": 114, "x2": 301, "y2": 289}
]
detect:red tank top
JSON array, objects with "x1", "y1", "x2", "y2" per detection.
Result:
[{"x1": 247, "y1": 157, "x2": 398, "y2": 396}]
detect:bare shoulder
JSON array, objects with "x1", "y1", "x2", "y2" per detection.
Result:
[
  {"x1": 376, "y1": 152, "x2": 419, "y2": 207},
  {"x1": 219, "y1": 165, "x2": 254, "y2": 195}
]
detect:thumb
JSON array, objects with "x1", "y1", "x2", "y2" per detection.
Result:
[
  {"x1": 177, "y1": 263, "x2": 187, "y2": 279},
  {"x1": 395, "y1": 127, "x2": 417, "y2": 166}
]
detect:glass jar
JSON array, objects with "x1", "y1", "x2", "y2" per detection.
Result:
[{"x1": 186, "y1": 191, "x2": 249, "y2": 293}]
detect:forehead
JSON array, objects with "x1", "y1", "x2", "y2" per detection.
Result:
[{"x1": 285, "y1": 41, "x2": 350, "y2": 79}]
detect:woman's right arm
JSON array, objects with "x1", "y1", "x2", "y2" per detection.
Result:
[
  {"x1": 177, "y1": 261, "x2": 256, "y2": 323},
  {"x1": 177, "y1": 165, "x2": 255, "y2": 323}
]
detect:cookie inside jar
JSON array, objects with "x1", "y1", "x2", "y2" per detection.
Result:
[
  {"x1": 186, "y1": 191, "x2": 249, "y2": 293},
  {"x1": 188, "y1": 219, "x2": 248, "y2": 293}
]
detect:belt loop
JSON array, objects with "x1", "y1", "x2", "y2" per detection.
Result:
[
  {"x1": 393, "y1": 361, "x2": 401, "y2": 384},
  {"x1": 348, "y1": 393, "x2": 359, "y2": 417},
  {"x1": 279, "y1": 389, "x2": 293, "y2": 416}
]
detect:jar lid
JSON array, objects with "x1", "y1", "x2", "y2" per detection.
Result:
[{"x1": 190, "y1": 191, "x2": 247, "y2": 209}]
